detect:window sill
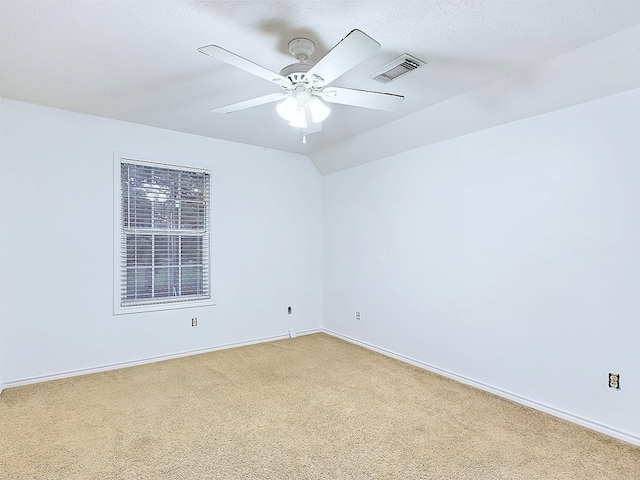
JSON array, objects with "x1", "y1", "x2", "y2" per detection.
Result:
[{"x1": 113, "y1": 298, "x2": 216, "y2": 315}]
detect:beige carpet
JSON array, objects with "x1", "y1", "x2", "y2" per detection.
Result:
[{"x1": 0, "y1": 333, "x2": 638, "y2": 479}]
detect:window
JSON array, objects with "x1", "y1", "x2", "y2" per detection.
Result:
[{"x1": 115, "y1": 156, "x2": 212, "y2": 313}]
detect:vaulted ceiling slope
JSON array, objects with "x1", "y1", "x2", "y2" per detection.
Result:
[{"x1": 1, "y1": 1, "x2": 639, "y2": 174}]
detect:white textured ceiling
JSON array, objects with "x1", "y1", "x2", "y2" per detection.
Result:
[{"x1": 1, "y1": 1, "x2": 639, "y2": 173}]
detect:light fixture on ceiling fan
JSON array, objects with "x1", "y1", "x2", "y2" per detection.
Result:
[
  {"x1": 275, "y1": 85, "x2": 331, "y2": 128},
  {"x1": 198, "y1": 29, "x2": 404, "y2": 141}
]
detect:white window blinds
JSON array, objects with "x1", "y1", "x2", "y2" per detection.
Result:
[{"x1": 119, "y1": 160, "x2": 210, "y2": 308}]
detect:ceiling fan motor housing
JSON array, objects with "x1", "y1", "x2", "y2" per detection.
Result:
[{"x1": 280, "y1": 62, "x2": 313, "y2": 85}]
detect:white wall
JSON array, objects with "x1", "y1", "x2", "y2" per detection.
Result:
[
  {"x1": 0, "y1": 288, "x2": 3, "y2": 392},
  {"x1": 0, "y1": 99, "x2": 323, "y2": 384},
  {"x1": 0, "y1": 99, "x2": 5, "y2": 393},
  {"x1": 323, "y1": 89, "x2": 640, "y2": 444}
]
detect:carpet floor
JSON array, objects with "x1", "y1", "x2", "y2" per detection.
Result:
[{"x1": 0, "y1": 333, "x2": 638, "y2": 479}]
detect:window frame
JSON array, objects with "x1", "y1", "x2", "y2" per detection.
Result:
[{"x1": 113, "y1": 153, "x2": 215, "y2": 315}]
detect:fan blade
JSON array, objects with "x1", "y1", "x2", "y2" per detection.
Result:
[
  {"x1": 319, "y1": 87, "x2": 404, "y2": 112},
  {"x1": 212, "y1": 93, "x2": 288, "y2": 114},
  {"x1": 306, "y1": 29, "x2": 380, "y2": 86},
  {"x1": 198, "y1": 45, "x2": 292, "y2": 87}
]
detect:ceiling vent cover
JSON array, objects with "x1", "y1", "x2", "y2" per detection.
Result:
[{"x1": 370, "y1": 54, "x2": 425, "y2": 84}]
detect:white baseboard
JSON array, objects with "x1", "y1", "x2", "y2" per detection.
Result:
[
  {"x1": 294, "y1": 328, "x2": 324, "y2": 336},
  {"x1": 2, "y1": 329, "x2": 321, "y2": 390},
  {"x1": 323, "y1": 328, "x2": 640, "y2": 447}
]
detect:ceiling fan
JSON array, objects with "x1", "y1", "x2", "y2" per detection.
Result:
[{"x1": 198, "y1": 29, "x2": 404, "y2": 140}]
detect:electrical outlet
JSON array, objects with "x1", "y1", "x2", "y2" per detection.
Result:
[
  {"x1": 192, "y1": 317, "x2": 198, "y2": 327},
  {"x1": 608, "y1": 373, "x2": 620, "y2": 390},
  {"x1": 355, "y1": 311, "x2": 361, "y2": 321}
]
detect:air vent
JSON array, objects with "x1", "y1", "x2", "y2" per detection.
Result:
[{"x1": 369, "y1": 54, "x2": 425, "y2": 84}]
